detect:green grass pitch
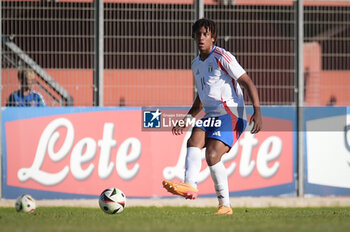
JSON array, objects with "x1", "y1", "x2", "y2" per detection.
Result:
[{"x1": 1, "y1": 206, "x2": 350, "y2": 232}]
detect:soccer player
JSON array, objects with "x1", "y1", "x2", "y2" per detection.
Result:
[
  {"x1": 6, "y1": 68, "x2": 46, "y2": 107},
  {"x1": 162, "y1": 18, "x2": 262, "y2": 215}
]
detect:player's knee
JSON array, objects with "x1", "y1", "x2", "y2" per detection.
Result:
[
  {"x1": 187, "y1": 138, "x2": 195, "y2": 147},
  {"x1": 205, "y1": 149, "x2": 219, "y2": 166},
  {"x1": 187, "y1": 137, "x2": 204, "y2": 148}
]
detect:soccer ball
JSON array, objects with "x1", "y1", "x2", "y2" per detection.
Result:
[
  {"x1": 98, "y1": 188, "x2": 126, "y2": 214},
  {"x1": 15, "y1": 194, "x2": 36, "y2": 213}
]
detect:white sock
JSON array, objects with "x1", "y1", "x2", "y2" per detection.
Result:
[
  {"x1": 209, "y1": 161, "x2": 230, "y2": 207},
  {"x1": 184, "y1": 147, "x2": 202, "y2": 189}
]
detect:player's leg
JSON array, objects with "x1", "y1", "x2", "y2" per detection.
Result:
[
  {"x1": 206, "y1": 114, "x2": 247, "y2": 214},
  {"x1": 184, "y1": 127, "x2": 206, "y2": 189},
  {"x1": 162, "y1": 128, "x2": 205, "y2": 199},
  {"x1": 205, "y1": 138, "x2": 233, "y2": 214}
]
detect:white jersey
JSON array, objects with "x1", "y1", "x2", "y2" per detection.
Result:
[{"x1": 192, "y1": 46, "x2": 247, "y2": 119}]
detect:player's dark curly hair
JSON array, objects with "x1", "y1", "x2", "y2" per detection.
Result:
[{"x1": 192, "y1": 18, "x2": 218, "y2": 44}]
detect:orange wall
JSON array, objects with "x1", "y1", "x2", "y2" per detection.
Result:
[
  {"x1": 2, "y1": 69, "x2": 19, "y2": 106},
  {"x1": 2, "y1": 69, "x2": 193, "y2": 106},
  {"x1": 1, "y1": 69, "x2": 93, "y2": 106},
  {"x1": 303, "y1": 42, "x2": 350, "y2": 106},
  {"x1": 303, "y1": 42, "x2": 322, "y2": 106},
  {"x1": 103, "y1": 69, "x2": 193, "y2": 107},
  {"x1": 3, "y1": 67, "x2": 349, "y2": 107},
  {"x1": 320, "y1": 71, "x2": 350, "y2": 106}
]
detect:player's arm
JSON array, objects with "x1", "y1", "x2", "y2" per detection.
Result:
[
  {"x1": 187, "y1": 94, "x2": 204, "y2": 118},
  {"x1": 219, "y1": 52, "x2": 262, "y2": 133},
  {"x1": 172, "y1": 94, "x2": 203, "y2": 135},
  {"x1": 237, "y1": 73, "x2": 262, "y2": 134}
]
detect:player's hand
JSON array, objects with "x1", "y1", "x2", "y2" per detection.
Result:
[
  {"x1": 249, "y1": 108, "x2": 262, "y2": 134},
  {"x1": 172, "y1": 114, "x2": 193, "y2": 136},
  {"x1": 172, "y1": 124, "x2": 185, "y2": 135}
]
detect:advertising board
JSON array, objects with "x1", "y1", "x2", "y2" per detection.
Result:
[
  {"x1": 304, "y1": 107, "x2": 350, "y2": 196},
  {"x1": 2, "y1": 107, "x2": 296, "y2": 199}
]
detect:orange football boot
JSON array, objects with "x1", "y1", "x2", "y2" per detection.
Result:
[
  {"x1": 215, "y1": 205, "x2": 233, "y2": 215},
  {"x1": 162, "y1": 180, "x2": 198, "y2": 200}
]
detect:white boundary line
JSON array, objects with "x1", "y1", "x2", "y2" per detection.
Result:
[{"x1": 1, "y1": 197, "x2": 350, "y2": 208}]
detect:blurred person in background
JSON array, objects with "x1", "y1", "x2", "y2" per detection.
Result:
[
  {"x1": 163, "y1": 18, "x2": 262, "y2": 215},
  {"x1": 6, "y1": 68, "x2": 46, "y2": 107}
]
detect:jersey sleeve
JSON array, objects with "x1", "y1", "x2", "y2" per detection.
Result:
[{"x1": 220, "y1": 51, "x2": 246, "y2": 80}]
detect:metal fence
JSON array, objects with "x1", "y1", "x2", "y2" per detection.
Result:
[
  {"x1": 1, "y1": 1, "x2": 95, "y2": 106},
  {"x1": 1, "y1": 0, "x2": 350, "y2": 106},
  {"x1": 207, "y1": 3, "x2": 297, "y2": 105},
  {"x1": 303, "y1": 2, "x2": 350, "y2": 106}
]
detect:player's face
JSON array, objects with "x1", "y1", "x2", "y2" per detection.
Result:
[{"x1": 193, "y1": 26, "x2": 215, "y2": 55}]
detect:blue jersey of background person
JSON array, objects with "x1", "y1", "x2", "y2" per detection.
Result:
[
  {"x1": 6, "y1": 90, "x2": 45, "y2": 107},
  {"x1": 6, "y1": 68, "x2": 46, "y2": 107}
]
